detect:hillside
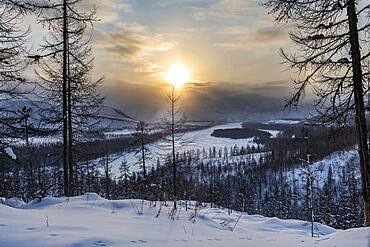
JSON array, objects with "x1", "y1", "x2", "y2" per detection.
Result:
[
  {"x1": 94, "y1": 106, "x2": 138, "y2": 130},
  {"x1": 0, "y1": 193, "x2": 368, "y2": 247},
  {"x1": 0, "y1": 100, "x2": 138, "y2": 132}
]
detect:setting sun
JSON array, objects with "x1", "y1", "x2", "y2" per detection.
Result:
[{"x1": 165, "y1": 63, "x2": 191, "y2": 89}]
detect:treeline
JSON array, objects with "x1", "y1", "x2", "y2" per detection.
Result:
[
  {"x1": 137, "y1": 150, "x2": 362, "y2": 230},
  {"x1": 121, "y1": 146, "x2": 362, "y2": 230}
]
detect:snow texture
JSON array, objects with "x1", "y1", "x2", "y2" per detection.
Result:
[
  {"x1": 4, "y1": 147, "x2": 16, "y2": 160},
  {"x1": 263, "y1": 119, "x2": 301, "y2": 124},
  {"x1": 285, "y1": 149, "x2": 360, "y2": 190},
  {"x1": 0, "y1": 193, "x2": 368, "y2": 247}
]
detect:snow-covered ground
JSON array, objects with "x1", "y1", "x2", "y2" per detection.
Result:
[
  {"x1": 103, "y1": 128, "x2": 164, "y2": 139},
  {"x1": 103, "y1": 129, "x2": 136, "y2": 138},
  {"x1": 14, "y1": 136, "x2": 62, "y2": 146},
  {"x1": 259, "y1": 129, "x2": 281, "y2": 138},
  {"x1": 2, "y1": 136, "x2": 62, "y2": 147},
  {"x1": 0, "y1": 193, "x2": 368, "y2": 247},
  {"x1": 202, "y1": 151, "x2": 269, "y2": 166},
  {"x1": 263, "y1": 119, "x2": 301, "y2": 125},
  {"x1": 285, "y1": 149, "x2": 360, "y2": 189}
]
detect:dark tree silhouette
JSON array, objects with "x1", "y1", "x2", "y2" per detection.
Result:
[
  {"x1": 35, "y1": 0, "x2": 103, "y2": 196},
  {"x1": 132, "y1": 121, "x2": 152, "y2": 199},
  {"x1": 0, "y1": 2, "x2": 29, "y2": 143},
  {"x1": 264, "y1": 0, "x2": 370, "y2": 226},
  {"x1": 162, "y1": 83, "x2": 185, "y2": 213}
]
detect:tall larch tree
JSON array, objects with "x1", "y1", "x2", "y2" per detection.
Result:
[
  {"x1": 35, "y1": 0, "x2": 103, "y2": 196},
  {"x1": 264, "y1": 0, "x2": 370, "y2": 225}
]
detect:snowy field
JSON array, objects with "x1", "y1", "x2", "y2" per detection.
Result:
[{"x1": 0, "y1": 193, "x2": 368, "y2": 247}]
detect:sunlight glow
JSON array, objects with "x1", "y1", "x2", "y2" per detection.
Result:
[{"x1": 165, "y1": 63, "x2": 191, "y2": 89}]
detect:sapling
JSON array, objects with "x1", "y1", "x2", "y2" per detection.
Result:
[{"x1": 45, "y1": 215, "x2": 49, "y2": 227}]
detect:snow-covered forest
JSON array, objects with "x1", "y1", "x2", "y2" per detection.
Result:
[{"x1": 0, "y1": 0, "x2": 370, "y2": 246}]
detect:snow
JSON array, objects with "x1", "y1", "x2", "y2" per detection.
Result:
[
  {"x1": 259, "y1": 129, "x2": 281, "y2": 138},
  {"x1": 4, "y1": 147, "x2": 16, "y2": 160},
  {"x1": 18, "y1": 136, "x2": 62, "y2": 146},
  {"x1": 103, "y1": 128, "x2": 162, "y2": 138},
  {"x1": 168, "y1": 123, "x2": 258, "y2": 151},
  {"x1": 0, "y1": 193, "x2": 368, "y2": 247},
  {"x1": 104, "y1": 129, "x2": 136, "y2": 138},
  {"x1": 285, "y1": 149, "x2": 360, "y2": 189},
  {"x1": 4, "y1": 136, "x2": 62, "y2": 147},
  {"x1": 202, "y1": 152, "x2": 268, "y2": 165},
  {"x1": 263, "y1": 119, "x2": 301, "y2": 125},
  {"x1": 108, "y1": 123, "x2": 259, "y2": 174},
  {"x1": 3, "y1": 198, "x2": 24, "y2": 208}
]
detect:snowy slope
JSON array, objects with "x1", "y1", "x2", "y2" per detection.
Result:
[
  {"x1": 285, "y1": 149, "x2": 360, "y2": 189},
  {"x1": 0, "y1": 194, "x2": 368, "y2": 247}
]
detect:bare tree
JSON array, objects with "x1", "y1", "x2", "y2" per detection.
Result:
[
  {"x1": 0, "y1": 2, "x2": 29, "y2": 144},
  {"x1": 132, "y1": 121, "x2": 152, "y2": 199},
  {"x1": 17, "y1": 106, "x2": 35, "y2": 199},
  {"x1": 133, "y1": 121, "x2": 151, "y2": 179},
  {"x1": 35, "y1": 0, "x2": 103, "y2": 196},
  {"x1": 162, "y1": 84, "x2": 186, "y2": 214},
  {"x1": 264, "y1": 0, "x2": 370, "y2": 226},
  {"x1": 101, "y1": 143, "x2": 111, "y2": 200},
  {"x1": 299, "y1": 136, "x2": 318, "y2": 237}
]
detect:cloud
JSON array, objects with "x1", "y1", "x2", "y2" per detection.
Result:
[
  {"x1": 248, "y1": 80, "x2": 291, "y2": 96},
  {"x1": 103, "y1": 79, "x2": 309, "y2": 121},
  {"x1": 86, "y1": 0, "x2": 299, "y2": 121},
  {"x1": 94, "y1": 22, "x2": 176, "y2": 76},
  {"x1": 156, "y1": 0, "x2": 215, "y2": 8},
  {"x1": 86, "y1": 0, "x2": 131, "y2": 23},
  {"x1": 191, "y1": 0, "x2": 258, "y2": 20},
  {"x1": 216, "y1": 23, "x2": 290, "y2": 49},
  {"x1": 178, "y1": 80, "x2": 309, "y2": 121}
]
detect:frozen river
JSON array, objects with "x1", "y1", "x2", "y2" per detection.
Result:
[{"x1": 108, "y1": 122, "x2": 260, "y2": 175}]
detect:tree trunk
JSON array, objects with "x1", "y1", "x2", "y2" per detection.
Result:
[
  {"x1": 25, "y1": 118, "x2": 34, "y2": 199},
  {"x1": 347, "y1": 0, "x2": 370, "y2": 226},
  {"x1": 141, "y1": 130, "x2": 146, "y2": 178},
  {"x1": 141, "y1": 129, "x2": 147, "y2": 200},
  {"x1": 171, "y1": 85, "x2": 177, "y2": 210},
  {"x1": 67, "y1": 24, "x2": 73, "y2": 196},
  {"x1": 105, "y1": 145, "x2": 110, "y2": 200},
  {"x1": 62, "y1": 0, "x2": 69, "y2": 197}
]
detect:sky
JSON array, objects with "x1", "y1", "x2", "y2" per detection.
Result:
[{"x1": 29, "y1": 0, "x2": 309, "y2": 121}]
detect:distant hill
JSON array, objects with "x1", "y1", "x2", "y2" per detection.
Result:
[
  {"x1": 96, "y1": 106, "x2": 135, "y2": 122},
  {"x1": 0, "y1": 100, "x2": 138, "y2": 130},
  {"x1": 94, "y1": 106, "x2": 138, "y2": 130}
]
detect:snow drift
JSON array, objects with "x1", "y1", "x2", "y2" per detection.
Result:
[{"x1": 0, "y1": 193, "x2": 369, "y2": 247}]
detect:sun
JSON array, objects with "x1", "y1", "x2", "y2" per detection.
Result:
[{"x1": 165, "y1": 63, "x2": 191, "y2": 89}]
